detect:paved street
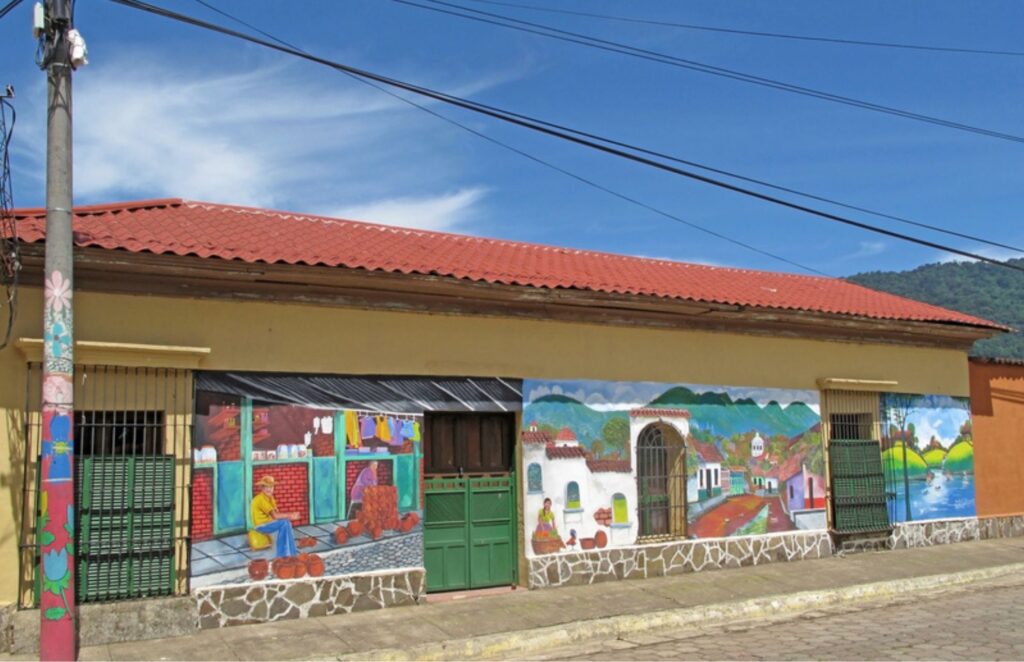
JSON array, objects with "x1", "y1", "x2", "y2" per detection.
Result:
[{"x1": 538, "y1": 576, "x2": 1024, "y2": 661}]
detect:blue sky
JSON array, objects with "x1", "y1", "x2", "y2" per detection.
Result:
[{"x1": 2, "y1": 1, "x2": 1022, "y2": 276}]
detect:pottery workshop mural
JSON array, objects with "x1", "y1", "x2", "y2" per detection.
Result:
[
  {"x1": 190, "y1": 372, "x2": 522, "y2": 588},
  {"x1": 881, "y1": 393, "x2": 976, "y2": 523},
  {"x1": 522, "y1": 379, "x2": 825, "y2": 555}
]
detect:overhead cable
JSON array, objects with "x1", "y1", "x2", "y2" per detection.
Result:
[
  {"x1": 193, "y1": 0, "x2": 1021, "y2": 257},
  {"x1": 0, "y1": 0, "x2": 26, "y2": 20},
  {"x1": 457, "y1": 0, "x2": 1024, "y2": 58},
  {"x1": 389, "y1": 0, "x2": 1024, "y2": 145},
  {"x1": 108, "y1": 0, "x2": 1024, "y2": 274},
  {"x1": 190, "y1": 0, "x2": 826, "y2": 275}
]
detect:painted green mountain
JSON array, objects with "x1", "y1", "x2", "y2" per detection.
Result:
[
  {"x1": 524, "y1": 395, "x2": 619, "y2": 447},
  {"x1": 525, "y1": 386, "x2": 820, "y2": 446},
  {"x1": 944, "y1": 440, "x2": 974, "y2": 473},
  {"x1": 882, "y1": 443, "x2": 929, "y2": 479},
  {"x1": 922, "y1": 448, "x2": 947, "y2": 469}
]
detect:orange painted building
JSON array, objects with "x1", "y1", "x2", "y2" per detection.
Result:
[{"x1": 970, "y1": 357, "x2": 1024, "y2": 518}]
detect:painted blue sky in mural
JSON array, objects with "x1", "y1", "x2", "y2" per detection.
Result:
[
  {"x1": 525, "y1": 380, "x2": 819, "y2": 412},
  {"x1": 893, "y1": 396, "x2": 971, "y2": 451}
]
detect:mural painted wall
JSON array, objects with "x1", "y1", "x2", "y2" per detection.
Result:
[
  {"x1": 191, "y1": 394, "x2": 423, "y2": 588},
  {"x1": 522, "y1": 380, "x2": 824, "y2": 556},
  {"x1": 881, "y1": 393, "x2": 976, "y2": 523}
]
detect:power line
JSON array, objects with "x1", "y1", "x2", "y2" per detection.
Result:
[
  {"x1": 190, "y1": 0, "x2": 826, "y2": 275},
  {"x1": 107, "y1": 0, "x2": 1024, "y2": 274},
  {"x1": 191, "y1": 1, "x2": 1022, "y2": 259},
  {"x1": 0, "y1": 0, "x2": 26, "y2": 20},
  {"x1": 457, "y1": 0, "x2": 1024, "y2": 58},
  {"x1": 389, "y1": 0, "x2": 1024, "y2": 145}
]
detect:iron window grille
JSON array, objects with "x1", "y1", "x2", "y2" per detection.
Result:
[
  {"x1": 636, "y1": 424, "x2": 687, "y2": 541},
  {"x1": 19, "y1": 364, "x2": 193, "y2": 607}
]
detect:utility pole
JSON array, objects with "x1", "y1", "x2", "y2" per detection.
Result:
[{"x1": 38, "y1": 1, "x2": 80, "y2": 659}]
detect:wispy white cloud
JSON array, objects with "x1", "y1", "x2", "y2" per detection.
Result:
[
  {"x1": 840, "y1": 240, "x2": 887, "y2": 261},
  {"x1": 15, "y1": 56, "x2": 510, "y2": 229},
  {"x1": 327, "y1": 187, "x2": 489, "y2": 232}
]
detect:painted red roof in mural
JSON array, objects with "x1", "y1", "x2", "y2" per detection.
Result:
[
  {"x1": 545, "y1": 444, "x2": 588, "y2": 460},
  {"x1": 521, "y1": 428, "x2": 552, "y2": 445},
  {"x1": 9, "y1": 198, "x2": 1004, "y2": 329},
  {"x1": 586, "y1": 459, "x2": 632, "y2": 473},
  {"x1": 629, "y1": 408, "x2": 692, "y2": 419},
  {"x1": 690, "y1": 440, "x2": 725, "y2": 464},
  {"x1": 776, "y1": 450, "x2": 807, "y2": 482},
  {"x1": 554, "y1": 427, "x2": 577, "y2": 442}
]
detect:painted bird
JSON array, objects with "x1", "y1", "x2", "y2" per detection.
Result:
[{"x1": 566, "y1": 529, "x2": 577, "y2": 550}]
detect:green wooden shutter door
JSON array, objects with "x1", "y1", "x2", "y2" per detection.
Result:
[{"x1": 830, "y1": 439, "x2": 891, "y2": 533}]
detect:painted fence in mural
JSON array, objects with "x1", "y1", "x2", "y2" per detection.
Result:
[
  {"x1": 881, "y1": 393, "x2": 976, "y2": 523},
  {"x1": 191, "y1": 395, "x2": 423, "y2": 588},
  {"x1": 522, "y1": 380, "x2": 825, "y2": 556}
]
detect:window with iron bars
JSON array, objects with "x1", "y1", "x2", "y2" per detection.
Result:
[
  {"x1": 829, "y1": 413, "x2": 874, "y2": 440},
  {"x1": 635, "y1": 424, "x2": 687, "y2": 540},
  {"x1": 20, "y1": 364, "x2": 192, "y2": 607}
]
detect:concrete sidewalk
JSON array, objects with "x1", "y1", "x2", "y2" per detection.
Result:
[{"x1": 30, "y1": 538, "x2": 1024, "y2": 661}]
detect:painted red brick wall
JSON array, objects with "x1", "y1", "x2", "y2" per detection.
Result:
[
  {"x1": 192, "y1": 468, "x2": 214, "y2": 541},
  {"x1": 253, "y1": 463, "x2": 309, "y2": 526}
]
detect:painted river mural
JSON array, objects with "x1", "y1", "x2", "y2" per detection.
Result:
[
  {"x1": 881, "y1": 393, "x2": 976, "y2": 523},
  {"x1": 522, "y1": 379, "x2": 826, "y2": 555}
]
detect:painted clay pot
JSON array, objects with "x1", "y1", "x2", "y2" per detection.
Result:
[
  {"x1": 291, "y1": 558, "x2": 307, "y2": 579},
  {"x1": 248, "y1": 559, "x2": 269, "y2": 581},
  {"x1": 334, "y1": 527, "x2": 348, "y2": 545},
  {"x1": 580, "y1": 538, "x2": 596, "y2": 550},
  {"x1": 275, "y1": 559, "x2": 296, "y2": 580},
  {"x1": 594, "y1": 530, "x2": 608, "y2": 549},
  {"x1": 307, "y1": 555, "x2": 325, "y2": 577},
  {"x1": 399, "y1": 517, "x2": 415, "y2": 533},
  {"x1": 347, "y1": 521, "x2": 364, "y2": 538}
]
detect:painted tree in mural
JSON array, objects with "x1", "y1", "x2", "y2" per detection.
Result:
[{"x1": 601, "y1": 418, "x2": 630, "y2": 460}]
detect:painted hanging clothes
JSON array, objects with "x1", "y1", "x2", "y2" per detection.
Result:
[
  {"x1": 389, "y1": 417, "x2": 404, "y2": 445},
  {"x1": 345, "y1": 410, "x2": 361, "y2": 449},
  {"x1": 360, "y1": 415, "x2": 375, "y2": 440},
  {"x1": 376, "y1": 415, "x2": 392, "y2": 443}
]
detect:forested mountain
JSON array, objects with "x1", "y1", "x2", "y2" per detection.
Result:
[{"x1": 848, "y1": 258, "x2": 1024, "y2": 359}]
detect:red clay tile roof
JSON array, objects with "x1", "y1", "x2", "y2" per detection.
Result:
[
  {"x1": 586, "y1": 459, "x2": 632, "y2": 473},
  {"x1": 630, "y1": 408, "x2": 692, "y2": 419},
  {"x1": 545, "y1": 444, "x2": 589, "y2": 460},
  {"x1": 9, "y1": 198, "x2": 1004, "y2": 330},
  {"x1": 690, "y1": 440, "x2": 725, "y2": 464},
  {"x1": 521, "y1": 429, "x2": 552, "y2": 445}
]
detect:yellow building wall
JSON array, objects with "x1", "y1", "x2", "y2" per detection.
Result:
[{"x1": 0, "y1": 286, "x2": 973, "y2": 604}]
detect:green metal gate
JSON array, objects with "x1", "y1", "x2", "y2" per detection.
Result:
[
  {"x1": 829, "y1": 439, "x2": 891, "y2": 534},
  {"x1": 423, "y1": 473, "x2": 516, "y2": 592}
]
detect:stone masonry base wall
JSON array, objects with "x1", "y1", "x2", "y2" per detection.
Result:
[
  {"x1": 194, "y1": 568, "x2": 424, "y2": 629},
  {"x1": 527, "y1": 530, "x2": 833, "y2": 589}
]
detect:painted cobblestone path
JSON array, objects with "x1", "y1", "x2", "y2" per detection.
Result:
[{"x1": 537, "y1": 576, "x2": 1024, "y2": 661}]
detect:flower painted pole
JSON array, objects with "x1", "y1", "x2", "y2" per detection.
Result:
[{"x1": 39, "y1": 0, "x2": 77, "y2": 658}]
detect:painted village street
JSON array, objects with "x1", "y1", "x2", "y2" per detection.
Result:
[{"x1": 532, "y1": 574, "x2": 1024, "y2": 662}]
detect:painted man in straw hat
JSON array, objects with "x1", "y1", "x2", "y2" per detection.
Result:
[{"x1": 248, "y1": 475, "x2": 300, "y2": 557}]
